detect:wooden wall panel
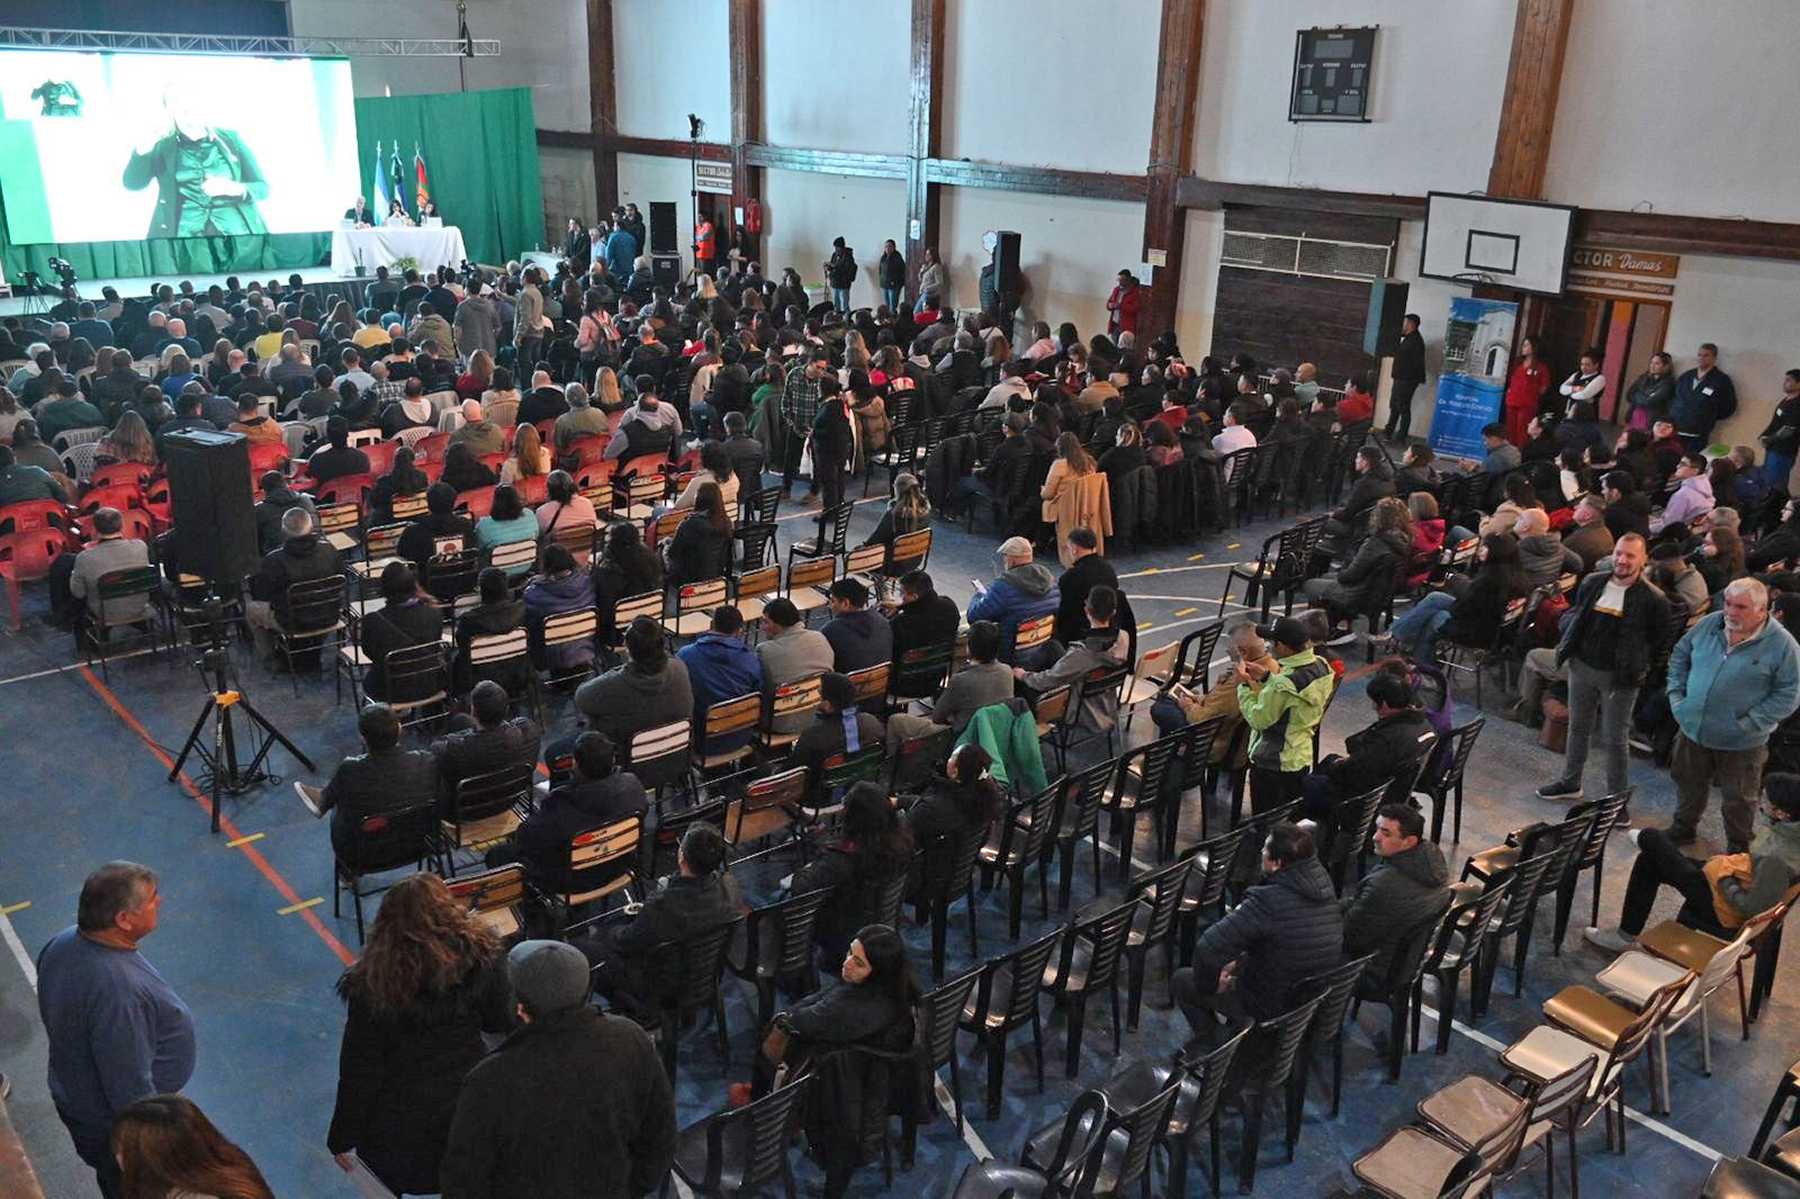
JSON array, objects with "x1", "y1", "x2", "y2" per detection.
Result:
[{"x1": 1212, "y1": 268, "x2": 1375, "y2": 387}]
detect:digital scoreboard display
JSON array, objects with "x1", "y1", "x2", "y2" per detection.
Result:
[{"x1": 1290, "y1": 27, "x2": 1378, "y2": 123}]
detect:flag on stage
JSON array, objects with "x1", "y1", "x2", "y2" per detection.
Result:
[
  {"x1": 414, "y1": 143, "x2": 431, "y2": 214},
  {"x1": 372, "y1": 140, "x2": 392, "y2": 224},
  {"x1": 388, "y1": 144, "x2": 409, "y2": 219}
]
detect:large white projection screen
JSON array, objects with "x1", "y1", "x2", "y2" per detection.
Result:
[{"x1": 0, "y1": 50, "x2": 360, "y2": 244}]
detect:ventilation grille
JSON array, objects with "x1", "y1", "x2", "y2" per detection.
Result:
[{"x1": 1220, "y1": 231, "x2": 1392, "y2": 282}]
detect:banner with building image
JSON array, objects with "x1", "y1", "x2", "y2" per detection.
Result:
[{"x1": 1428, "y1": 295, "x2": 1520, "y2": 461}]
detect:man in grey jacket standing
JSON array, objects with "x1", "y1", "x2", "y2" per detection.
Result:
[
  {"x1": 513, "y1": 268, "x2": 545, "y2": 379},
  {"x1": 1665, "y1": 577, "x2": 1800, "y2": 852}
]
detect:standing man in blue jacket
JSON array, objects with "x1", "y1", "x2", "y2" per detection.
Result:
[
  {"x1": 1666, "y1": 577, "x2": 1800, "y2": 853},
  {"x1": 1671, "y1": 342, "x2": 1737, "y2": 449}
]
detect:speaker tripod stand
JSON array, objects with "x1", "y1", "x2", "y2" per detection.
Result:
[{"x1": 170, "y1": 645, "x2": 313, "y2": 834}]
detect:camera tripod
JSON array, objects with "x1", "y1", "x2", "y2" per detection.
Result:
[{"x1": 170, "y1": 644, "x2": 313, "y2": 834}]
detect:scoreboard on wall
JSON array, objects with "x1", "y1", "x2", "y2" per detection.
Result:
[{"x1": 1290, "y1": 27, "x2": 1378, "y2": 123}]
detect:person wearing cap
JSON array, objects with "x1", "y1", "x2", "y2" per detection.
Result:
[
  {"x1": 1646, "y1": 540, "x2": 1709, "y2": 618},
  {"x1": 793, "y1": 671, "x2": 886, "y2": 805},
  {"x1": 1238, "y1": 616, "x2": 1335, "y2": 813},
  {"x1": 821, "y1": 577, "x2": 894, "y2": 674},
  {"x1": 449, "y1": 397, "x2": 505, "y2": 457},
  {"x1": 756, "y1": 598, "x2": 836, "y2": 734},
  {"x1": 967, "y1": 535, "x2": 1060, "y2": 665},
  {"x1": 589, "y1": 824, "x2": 738, "y2": 1016},
  {"x1": 441, "y1": 938, "x2": 676, "y2": 1199},
  {"x1": 948, "y1": 410, "x2": 1037, "y2": 521}
]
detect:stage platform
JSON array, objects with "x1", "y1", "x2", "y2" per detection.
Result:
[{"x1": 0, "y1": 266, "x2": 373, "y2": 320}]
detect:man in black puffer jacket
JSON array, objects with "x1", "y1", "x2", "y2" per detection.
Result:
[
  {"x1": 1172, "y1": 821, "x2": 1343, "y2": 1032},
  {"x1": 1342, "y1": 804, "x2": 1451, "y2": 988}
]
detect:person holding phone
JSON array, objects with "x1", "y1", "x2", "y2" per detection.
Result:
[
  {"x1": 1237, "y1": 616, "x2": 1336, "y2": 814},
  {"x1": 1150, "y1": 620, "x2": 1276, "y2": 777},
  {"x1": 123, "y1": 81, "x2": 268, "y2": 238}
]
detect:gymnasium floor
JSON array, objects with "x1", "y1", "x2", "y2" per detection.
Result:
[{"x1": 0, "y1": 482, "x2": 1793, "y2": 1198}]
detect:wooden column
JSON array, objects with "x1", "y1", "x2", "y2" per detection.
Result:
[
  {"x1": 586, "y1": 0, "x2": 618, "y2": 213},
  {"x1": 1140, "y1": 0, "x2": 1206, "y2": 343},
  {"x1": 728, "y1": 0, "x2": 763, "y2": 264},
  {"x1": 1486, "y1": 0, "x2": 1576, "y2": 200},
  {"x1": 904, "y1": 0, "x2": 946, "y2": 303}
]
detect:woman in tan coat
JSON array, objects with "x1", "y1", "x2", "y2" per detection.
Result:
[{"x1": 1041, "y1": 432, "x2": 1113, "y2": 566}]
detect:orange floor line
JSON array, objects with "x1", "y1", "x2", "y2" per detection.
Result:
[{"x1": 78, "y1": 666, "x2": 356, "y2": 967}]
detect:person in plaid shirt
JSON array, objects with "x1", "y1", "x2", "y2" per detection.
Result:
[{"x1": 780, "y1": 346, "x2": 830, "y2": 499}]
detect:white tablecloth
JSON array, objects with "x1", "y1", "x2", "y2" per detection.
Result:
[{"x1": 330, "y1": 226, "x2": 470, "y2": 277}]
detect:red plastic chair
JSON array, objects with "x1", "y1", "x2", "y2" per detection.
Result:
[
  {"x1": 0, "y1": 529, "x2": 68, "y2": 630},
  {"x1": 514, "y1": 473, "x2": 549, "y2": 507},
  {"x1": 414, "y1": 431, "x2": 451, "y2": 463},
  {"x1": 76, "y1": 483, "x2": 147, "y2": 519},
  {"x1": 142, "y1": 479, "x2": 172, "y2": 531},
  {"x1": 534, "y1": 417, "x2": 559, "y2": 445},
  {"x1": 620, "y1": 452, "x2": 669, "y2": 479},
  {"x1": 477, "y1": 452, "x2": 507, "y2": 475},
  {"x1": 361, "y1": 441, "x2": 400, "y2": 477},
  {"x1": 419, "y1": 457, "x2": 445, "y2": 484},
  {"x1": 0, "y1": 499, "x2": 73, "y2": 535},
  {"x1": 565, "y1": 435, "x2": 610, "y2": 467},
  {"x1": 314, "y1": 473, "x2": 374, "y2": 510},
  {"x1": 456, "y1": 485, "x2": 497, "y2": 520},
  {"x1": 246, "y1": 441, "x2": 291, "y2": 478},
  {"x1": 85, "y1": 462, "x2": 154, "y2": 493}
]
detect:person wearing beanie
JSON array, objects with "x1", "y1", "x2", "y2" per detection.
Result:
[{"x1": 440, "y1": 938, "x2": 676, "y2": 1198}]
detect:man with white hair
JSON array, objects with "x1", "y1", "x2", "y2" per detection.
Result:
[
  {"x1": 553, "y1": 382, "x2": 608, "y2": 450},
  {"x1": 245, "y1": 505, "x2": 346, "y2": 662},
  {"x1": 1664, "y1": 576, "x2": 1800, "y2": 852},
  {"x1": 6, "y1": 343, "x2": 50, "y2": 391},
  {"x1": 162, "y1": 317, "x2": 200, "y2": 358}
]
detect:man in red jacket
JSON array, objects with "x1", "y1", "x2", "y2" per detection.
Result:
[{"x1": 1106, "y1": 270, "x2": 1141, "y2": 337}]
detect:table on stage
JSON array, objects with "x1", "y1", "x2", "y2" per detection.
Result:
[{"x1": 330, "y1": 225, "x2": 469, "y2": 277}]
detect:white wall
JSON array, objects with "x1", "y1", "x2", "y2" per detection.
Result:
[
  {"x1": 1192, "y1": 0, "x2": 1513, "y2": 195},
  {"x1": 1173, "y1": 208, "x2": 1223, "y2": 359},
  {"x1": 1664, "y1": 255, "x2": 1800, "y2": 451},
  {"x1": 613, "y1": 0, "x2": 729, "y2": 142},
  {"x1": 539, "y1": 147, "x2": 597, "y2": 242},
  {"x1": 616, "y1": 152, "x2": 704, "y2": 274},
  {"x1": 938, "y1": 189, "x2": 1145, "y2": 344},
  {"x1": 763, "y1": 0, "x2": 911, "y2": 154},
  {"x1": 1542, "y1": 0, "x2": 1800, "y2": 221},
  {"x1": 760, "y1": 171, "x2": 909, "y2": 310},
  {"x1": 1381, "y1": 218, "x2": 1465, "y2": 442},
  {"x1": 940, "y1": 0, "x2": 1160, "y2": 174}
]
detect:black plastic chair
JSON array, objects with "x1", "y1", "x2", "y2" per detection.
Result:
[
  {"x1": 916, "y1": 967, "x2": 981, "y2": 1135},
  {"x1": 1119, "y1": 856, "x2": 1193, "y2": 1031},
  {"x1": 1472, "y1": 846, "x2": 1564, "y2": 1018},
  {"x1": 1225, "y1": 994, "x2": 1323, "y2": 1193},
  {"x1": 979, "y1": 780, "x2": 1060, "y2": 939},
  {"x1": 1414, "y1": 717, "x2": 1485, "y2": 845},
  {"x1": 1553, "y1": 789, "x2": 1633, "y2": 955},
  {"x1": 1175, "y1": 823, "x2": 1248, "y2": 967},
  {"x1": 663, "y1": 1073, "x2": 812, "y2": 1199},
  {"x1": 1321, "y1": 780, "x2": 1391, "y2": 895},
  {"x1": 333, "y1": 802, "x2": 439, "y2": 943},
  {"x1": 1040, "y1": 901, "x2": 1136, "y2": 1078},
  {"x1": 650, "y1": 916, "x2": 744, "y2": 1083},
  {"x1": 1091, "y1": 1027, "x2": 1249, "y2": 1199},
  {"x1": 1100, "y1": 730, "x2": 1187, "y2": 882},
  {"x1": 1047, "y1": 756, "x2": 1114, "y2": 911},
  {"x1": 920, "y1": 827, "x2": 985, "y2": 981},
  {"x1": 1021, "y1": 1077, "x2": 1183, "y2": 1199},
  {"x1": 1290, "y1": 953, "x2": 1376, "y2": 1123},
  {"x1": 947, "y1": 1160, "x2": 1049, "y2": 1199},
  {"x1": 727, "y1": 888, "x2": 831, "y2": 1032},
  {"x1": 958, "y1": 928, "x2": 1062, "y2": 1120}
]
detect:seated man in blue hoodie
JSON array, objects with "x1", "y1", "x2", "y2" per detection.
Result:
[
  {"x1": 678, "y1": 606, "x2": 765, "y2": 754},
  {"x1": 966, "y1": 535, "x2": 1059, "y2": 665}
]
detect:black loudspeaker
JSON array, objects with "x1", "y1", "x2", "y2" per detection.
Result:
[
  {"x1": 649, "y1": 201, "x2": 678, "y2": 254},
  {"x1": 651, "y1": 254, "x2": 681, "y2": 290},
  {"x1": 162, "y1": 429, "x2": 259, "y2": 586},
  {"x1": 993, "y1": 230, "x2": 1022, "y2": 294},
  {"x1": 1363, "y1": 278, "x2": 1412, "y2": 357}
]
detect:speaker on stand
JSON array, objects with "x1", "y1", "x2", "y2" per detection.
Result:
[{"x1": 162, "y1": 429, "x2": 260, "y2": 587}]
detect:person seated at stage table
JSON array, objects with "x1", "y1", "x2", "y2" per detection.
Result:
[{"x1": 304, "y1": 417, "x2": 372, "y2": 485}]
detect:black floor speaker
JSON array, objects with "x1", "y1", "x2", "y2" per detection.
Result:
[
  {"x1": 649, "y1": 201, "x2": 679, "y2": 254},
  {"x1": 651, "y1": 254, "x2": 681, "y2": 290},
  {"x1": 162, "y1": 429, "x2": 260, "y2": 586},
  {"x1": 994, "y1": 231, "x2": 1022, "y2": 294}
]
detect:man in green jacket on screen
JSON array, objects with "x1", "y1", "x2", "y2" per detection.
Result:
[{"x1": 1239, "y1": 616, "x2": 1336, "y2": 815}]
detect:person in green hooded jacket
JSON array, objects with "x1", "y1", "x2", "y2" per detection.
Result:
[{"x1": 1238, "y1": 615, "x2": 1336, "y2": 814}]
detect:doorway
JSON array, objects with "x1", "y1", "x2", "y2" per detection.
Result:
[{"x1": 1537, "y1": 292, "x2": 1669, "y2": 423}]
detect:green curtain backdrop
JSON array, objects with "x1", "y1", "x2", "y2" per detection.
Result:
[{"x1": 0, "y1": 86, "x2": 541, "y2": 283}]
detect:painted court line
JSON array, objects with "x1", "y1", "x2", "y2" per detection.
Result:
[
  {"x1": 225, "y1": 832, "x2": 265, "y2": 848},
  {"x1": 0, "y1": 901, "x2": 30, "y2": 916},
  {"x1": 773, "y1": 496, "x2": 884, "y2": 523},
  {"x1": 77, "y1": 665, "x2": 356, "y2": 967},
  {"x1": 0, "y1": 909, "x2": 37, "y2": 991},
  {"x1": 934, "y1": 1073, "x2": 994, "y2": 1161},
  {"x1": 0, "y1": 646, "x2": 158, "y2": 688},
  {"x1": 277, "y1": 897, "x2": 325, "y2": 916},
  {"x1": 1117, "y1": 562, "x2": 1242, "y2": 580}
]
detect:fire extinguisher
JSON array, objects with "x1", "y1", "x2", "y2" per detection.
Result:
[{"x1": 744, "y1": 199, "x2": 763, "y2": 236}]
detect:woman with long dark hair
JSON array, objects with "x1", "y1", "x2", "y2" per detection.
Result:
[
  {"x1": 1385, "y1": 531, "x2": 1530, "y2": 665},
  {"x1": 327, "y1": 874, "x2": 510, "y2": 1196},
  {"x1": 663, "y1": 479, "x2": 733, "y2": 585},
  {"x1": 113, "y1": 1095, "x2": 274, "y2": 1199},
  {"x1": 592, "y1": 520, "x2": 664, "y2": 646},
  {"x1": 1503, "y1": 334, "x2": 1551, "y2": 447},
  {"x1": 789, "y1": 782, "x2": 915, "y2": 964}
]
